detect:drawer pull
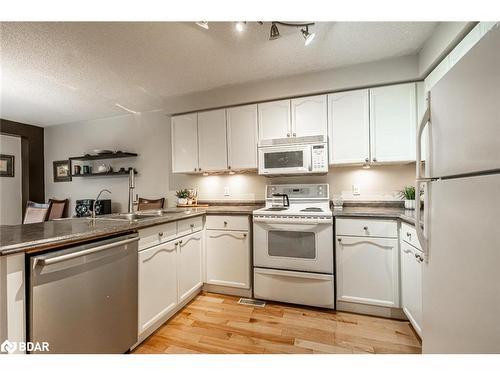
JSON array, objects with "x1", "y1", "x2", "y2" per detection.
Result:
[
  {"x1": 179, "y1": 240, "x2": 183, "y2": 244},
  {"x1": 363, "y1": 226, "x2": 368, "y2": 230},
  {"x1": 159, "y1": 232, "x2": 163, "y2": 236},
  {"x1": 415, "y1": 253, "x2": 423, "y2": 262},
  {"x1": 190, "y1": 224, "x2": 194, "y2": 228},
  {"x1": 224, "y1": 221, "x2": 228, "y2": 226},
  {"x1": 337, "y1": 238, "x2": 342, "y2": 242}
]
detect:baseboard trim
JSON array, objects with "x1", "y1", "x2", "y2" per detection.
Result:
[
  {"x1": 336, "y1": 300, "x2": 407, "y2": 320},
  {"x1": 202, "y1": 283, "x2": 252, "y2": 298}
]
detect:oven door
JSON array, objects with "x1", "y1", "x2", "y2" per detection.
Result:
[
  {"x1": 253, "y1": 220, "x2": 333, "y2": 274},
  {"x1": 258, "y1": 145, "x2": 311, "y2": 175}
]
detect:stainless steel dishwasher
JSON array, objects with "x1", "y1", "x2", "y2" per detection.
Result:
[{"x1": 28, "y1": 233, "x2": 139, "y2": 354}]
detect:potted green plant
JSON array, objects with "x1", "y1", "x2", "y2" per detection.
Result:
[
  {"x1": 400, "y1": 186, "x2": 417, "y2": 210},
  {"x1": 175, "y1": 189, "x2": 190, "y2": 205}
]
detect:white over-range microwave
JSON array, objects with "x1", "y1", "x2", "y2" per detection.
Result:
[{"x1": 258, "y1": 135, "x2": 328, "y2": 176}]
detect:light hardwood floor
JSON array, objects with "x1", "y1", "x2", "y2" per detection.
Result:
[{"x1": 132, "y1": 292, "x2": 422, "y2": 354}]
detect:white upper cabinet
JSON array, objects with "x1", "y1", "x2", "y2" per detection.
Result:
[
  {"x1": 291, "y1": 95, "x2": 328, "y2": 137},
  {"x1": 226, "y1": 105, "x2": 258, "y2": 169},
  {"x1": 369, "y1": 83, "x2": 417, "y2": 163},
  {"x1": 171, "y1": 113, "x2": 199, "y2": 173},
  {"x1": 258, "y1": 99, "x2": 291, "y2": 140},
  {"x1": 328, "y1": 89, "x2": 370, "y2": 165},
  {"x1": 198, "y1": 109, "x2": 228, "y2": 172}
]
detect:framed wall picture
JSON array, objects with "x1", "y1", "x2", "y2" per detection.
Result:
[
  {"x1": 53, "y1": 160, "x2": 72, "y2": 182},
  {"x1": 0, "y1": 154, "x2": 15, "y2": 177}
]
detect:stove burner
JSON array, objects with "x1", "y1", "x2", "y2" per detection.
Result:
[
  {"x1": 300, "y1": 207, "x2": 323, "y2": 212},
  {"x1": 264, "y1": 207, "x2": 289, "y2": 211}
]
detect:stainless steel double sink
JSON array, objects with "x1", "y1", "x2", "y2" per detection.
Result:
[{"x1": 93, "y1": 208, "x2": 187, "y2": 222}]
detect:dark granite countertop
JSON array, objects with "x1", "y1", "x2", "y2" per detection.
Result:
[
  {"x1": 0, "y1": 209, "x2": 207, "y2": 256},
  {"x1": 332, "y1": 206, "x2": 421, "y2": 226}
]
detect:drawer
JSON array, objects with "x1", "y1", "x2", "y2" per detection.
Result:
[
  {"x1": 138, "y1": 222, "x2": 177, "y2": 251},
  {"x1": 205, "y1": 215, "x2": 250, "y2": 231},
  {"x1": 254, "y1": 268, "x2": 334, "y2": 309},
  {"x1": 336, "y1": 218, "x2": 397, "y2": 238},
  {"x1": 177, "y1": 216, "x2": 203, "y2": 237},
  {"x1": 401, "y1": 222, "x2": 422, "y2": 251}
]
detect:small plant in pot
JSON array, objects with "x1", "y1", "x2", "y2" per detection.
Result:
[
  {"x1": 400, "y1": 186, "x2": 417, "y2": 210},
  {"x1": 175, "y1": 189, "x2": 190, "y2": 205}
]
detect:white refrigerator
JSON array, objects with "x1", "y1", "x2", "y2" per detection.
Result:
[{"x1": 415, "y1": 24, "x2": 500, "y2": 353}]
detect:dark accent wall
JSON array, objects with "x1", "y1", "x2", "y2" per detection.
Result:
[{"x1": 0, "y1": 119, "x2": 44, "y2": 215}]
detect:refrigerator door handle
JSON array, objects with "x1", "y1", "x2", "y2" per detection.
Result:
[{"x1": 415, "y1": 92, "x2": 431, "y2": 258}]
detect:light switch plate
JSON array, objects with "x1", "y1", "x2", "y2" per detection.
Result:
[
  {"x1": 224, "y1": 186, "x2": 230, "y2": 197},
  {"x1": 352, "y1": 184, "x2": 360, "y2": 196}
]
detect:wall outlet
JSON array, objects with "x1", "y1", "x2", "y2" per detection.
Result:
[
  {"x1": 352, "y1": 184, "x2": 360, "y2": 196},
  {"x1": 224, "y1": 186, "x2": 230, "y2": 197}
]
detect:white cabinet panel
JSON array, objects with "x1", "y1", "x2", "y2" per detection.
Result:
[
  {"x1": 206, "y1": 230, "x2": 250, "y2": 289},
  {"x1": 258, "y1": 99, "x2": 291, "y2": 140},
  {"x1": 336, "y1": 235, "x2": 399, "y2": 308},
  {"x1": 369, "y1": 83, "x2": 417, "y2": 163},
  {"x1": 171, "y1": 113, "x2": 199, "y2": 173},
  {"x1": 226, "y1": 105, "x2": 258, "y2": 169},
  {"x1": 400, "y1": 241, "x2": 423, "y2": 337},
  {"x1": 328, "y1": 89, "x2": 370, "y2": 165},
  {"x1": 198, "y1": 109, "x2": 228, "y2": 172},
  {"x1": 178, "y1": 232, "x2": 203, "y2": 303},
  {"x1": 138, "y1": 240, "x2": 178, "y2": 334},
  {"x1": 291, "y1": 95, "x2": 327, "y2": 137},
  {"x1": 205, "y1": 215, "x2": 250, "y2": 231},
  {"x1": 336, "y1": 218, "x2": 398, "y2": 238}
]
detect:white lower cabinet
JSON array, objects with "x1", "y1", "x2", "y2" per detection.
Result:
[
  {"x1": 206, "y1": 230, "x2": 250, "y2": 289},
  {"x1": 400, "y1": 240, "x2": 423, "y2": 337},
  {"x1": 138, "y1": 240, "x2": 178, "y2": 335},
  {"x1": 178, "y1": 232, "x2": 203, "y2": 303},
  {"x1": 336, "y1": 218, "x2": 399, "y2": 309}
]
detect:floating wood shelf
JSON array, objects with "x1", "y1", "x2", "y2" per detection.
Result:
[
  {"x1": 71, "y1": 171, "x2": 137, "y2": 178},
  {"x1": 69, "y1": 152, "x2": 138, "y2": 161}
]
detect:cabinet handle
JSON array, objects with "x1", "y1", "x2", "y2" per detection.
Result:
[
  {"x1": 194, "y1": 168, "x2": 197, "y2": 172},
  {"x1": 179, "y1": 240, "x2": 183, "y2": 245},
  {"x1": 363, "y1": 226, "x2": 368, "y2": 230},
  {"x1": 228, "y1": 165, "x2": 231, "y2": 169},
  {"x1": 190, "y1": 224, "x2": 194, "y2": 228},
  {"x1": 372, "y1": 158, "x2": 377, "y2": 162},
  {"x1": 406, "y1": 232, "x2": 412, "y2": 239},
  {"x1": 287, "y1": 133, "x2": 290, "y2": 137},
  {"x1": 159, "y1": 232, "x2": 163, "y2": 236},
  {"x1": 337, "y1": 238, "x2": 342, "y2": 242},
  {"x1": 365, "y1": 158, "x2": 369, "y2": 162},
  {"x1": 292, "y1": 133, "x2": 296, "y2": 137},
  {"x1": 198, "y1": 168, "x2": 202, "y2": 171},
  {"x1": 415, "y1": 253, "x2": 423, "y2": 262},
  {"x1": 174, "y1": 242, "x2": 178, "y2": 246},
  {"x1": 224, "y1": 221, "x2": 228, "y2": 226}
]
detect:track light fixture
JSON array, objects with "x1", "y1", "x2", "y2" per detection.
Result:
[
  {"x1": 269, "y1": 22, "x2": 280, "y2": 40},
  {"x1": 195, "y1": 21, "x2": 209, "y2": 30},
  {"x1": 193, "y1": 21, "x2": 315, "y2": 46},
  {"x1": 301, "y1": 25, "x2": 315, "y2": 46}
]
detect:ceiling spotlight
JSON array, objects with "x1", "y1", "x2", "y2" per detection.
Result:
[
  {"x1": 195, "y1": 21, "x2": 209, "y2": 30},
  {"x1": 235, "y1": 22, "x2": 246, "y2": 32},
  {"x1": 301, "y1": 25, "x2": 315, "y2": 46},
  {"x1": 269, "y1": 22, "x2": 280, "y2": 40}
]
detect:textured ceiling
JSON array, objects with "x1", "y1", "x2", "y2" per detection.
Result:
[{"x1": 0, "y1": 22, "x2": 437, "y2": 126}]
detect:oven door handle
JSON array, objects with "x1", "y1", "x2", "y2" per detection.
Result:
[{"x1": 255, "y1": 268, "x2": 333, "y2": 280}]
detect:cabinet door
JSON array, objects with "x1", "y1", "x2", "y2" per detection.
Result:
[
  {"x1": 206, "y1": 230, "x2": 250, "y2": 289},
  {"x1": 328, "y1": 89, "x2": 370, "y2": 165},
  {"x1": 198, "y1": 109, "x2": 228, "y2": 171},
  {"x1": 177, "y1": 232, "x2": 203, "y2": 303},
  {"x1": 369, "y1": 83, "x2": 417, "y2": 163},
  {"x1": 400, "y1": 242, "x2": 423, "y2": 336},
  {"x1": 171, "y1": 113, "x2": 199, "y2": 173},
  {"x1": 227, "y1": 105, "x2": 258, "y2": 169},
  {"x1": 291, "y1": 95, "x2": 327, "y2": 137},
  {"x1": 138, "y1": 240, "x2": 177, "y2": 334},
  {"x1": 258, "y1": 99, "x2": 291, "y2": 140},
  {"x1": 336, "y1": 235, "x2": 399, "y2": 308}
]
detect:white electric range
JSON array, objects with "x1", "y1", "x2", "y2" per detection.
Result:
[{"x1": 252, "y1": 184, "x2": 335, "y2": 309}]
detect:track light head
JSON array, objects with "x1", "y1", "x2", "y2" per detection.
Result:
[
  {"x1": 195, "y1": 21, "x2": 209, "y2": 30},
  {"x1": 301, "y1": 25, "x2": 315, "y2": 46},
  {"x1": 269, "y1": 22, "x2": 280, "y2": 40}
]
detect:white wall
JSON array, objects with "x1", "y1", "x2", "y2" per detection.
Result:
[
  {"x1": 45, "y1": 55, "x2": 420, "y2": 209},
  {"x1": 418, "y1": 22, "x2": 475, "y2": 77},
  {"x1": 44, "y1": 110, "x2": 171, "y2": 215},
  {"x1": 0, "y1": 135, "x2": 22, "y2": 225}
]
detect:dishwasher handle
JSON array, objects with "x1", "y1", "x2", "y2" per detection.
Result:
[{"x1": 35, "y1": 237, "x2": 139, "y2": 266}]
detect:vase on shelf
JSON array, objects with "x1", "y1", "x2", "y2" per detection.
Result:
[{"x1": 404, "y1": 199, "x2": 416, "y2": 210}]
